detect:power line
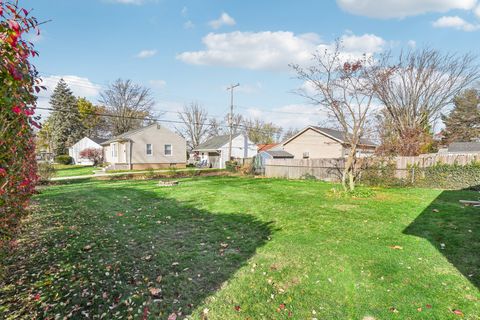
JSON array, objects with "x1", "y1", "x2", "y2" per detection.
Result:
[{"x1": 35, "y1": 106, "x2": 283, "y2": 136}]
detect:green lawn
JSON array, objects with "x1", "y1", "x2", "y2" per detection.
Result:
[
  {"x1": 1, "y1": 177, "x2": 479, "y2": 319},
  {"x1": 53, "y1": 164, "x2": 98, "y2": 177}
]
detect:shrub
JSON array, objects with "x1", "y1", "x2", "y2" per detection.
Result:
[
  {"x1": 239, "y1": 163, "x2": 254, "y2": 176},
  {"x1": 0, "y1": 2, "x2": 42, "y2": 241},
  {"x1": 55, "y1": 155, "x2": 73, "y2": 165},
  {"x1": 37, "y1": 162, "x2": 55, "y2": 183},
  {"x1": 79, "y1": 147, "x2": 103, "y2": 166},
  {"x1": 225, "y1": 160, "x2": 240, "y2": 172}
]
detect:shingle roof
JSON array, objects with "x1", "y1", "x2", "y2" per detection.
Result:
[
  {"x1": 264, "y1": 150, "x2": 294, "y2": 158},
  {"x1": 448, "y1": 142, "x2": 480, "y2": 153},
  {"x1": 90, "y1": 137, "x2": 108, "y2": 145},
  {"x1": 311, "y1": 126, "x2": 376, "y2": 146},
  {"x1": 193, "y1": 133, "x2": 241, "y2": 151},
  {"x1": 101, "y1": 123, "x2": 158, "y2": 145}
]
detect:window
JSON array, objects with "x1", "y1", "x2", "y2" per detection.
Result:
[
  {"x1": 164, "y1": 144, "x2": 172, "y2": 156},
  {"x1": 146, "y1": 144, "x2": 153, "y2": 156},
  {"x1": 303, "y1": 152, "x2": 309, "y2": 159},
  {"x1": 111, "y1": 143, "x2": 117, "y2": 158}
]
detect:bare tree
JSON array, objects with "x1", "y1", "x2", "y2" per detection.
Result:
[
  {"x1": 207, "y1": 118, "x2": 225, "y2": 138},
  {"x1": 99, "y1": 79, "x2": 155, "y2": 136},
  {"x1": 370, "y1": 48, "x2": 480, "y2": 155},
  {"x1": 176, "y1": 102, "x2": 209, "y2": 150},
  {"x1": 224, "y1": 113, "x2": 244, "y2": 135},
  {"x1": 291, "y1": 42, "x2": 376, "y2": 191},
  {"x1": 243, "y1": 118, "x2": 283, "y2": 144}
]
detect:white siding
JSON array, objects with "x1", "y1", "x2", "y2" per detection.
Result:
[{"x1": 68, "y1": 137, "x2": 103, "y2": 165}]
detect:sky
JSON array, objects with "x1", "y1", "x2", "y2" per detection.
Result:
[{"x1": 28, "y1": 0, "x2": 480, "y2": 132}]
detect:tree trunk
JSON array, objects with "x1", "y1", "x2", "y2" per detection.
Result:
[{"x1": 342, "y1": 145, "x2": 357, "y2": 192}]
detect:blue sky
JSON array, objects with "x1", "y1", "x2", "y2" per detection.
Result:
[{"x1": 30, "y1": 0, "x2": 480, "y2": 130}]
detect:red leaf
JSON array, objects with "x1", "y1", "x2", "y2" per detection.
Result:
[
  {"x1": 167, "y1": 313, "x2": 177, "y2": 320},
  {"x1": 234, "y1": 305, "x2": 241, "y2": 311},
  {"x1": 142, "y1": 306, "x2": 149, "y2": 320},
  {"x1": 426, "y1": 304, "x2": 432, "y2": 309},
  {"x1": 452, "y1": 309, "x2": 464, "y2": 316},
  {"x1": 279, "y1": 303, "x2": 286, "y2": 310}
]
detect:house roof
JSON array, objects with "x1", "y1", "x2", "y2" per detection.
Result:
[
  {"x1": 258, "y1": 143, "x2": 278, "y2": 152},
  {"x1": 263, "y1": 150, "x2": 294, "y2": 158},
  {"x1": 283, "y1": 126, "x2": 376, "y2": 147},
  {"x1": 90, "y1": 137, "x2": 108, "y2": 145},
  {"x1": 101, "y1": 123, "x2": 158, "y2": 145},
  {"x1": 448, "y1": 142, "x2": 480, "y2": 153},
  {"x1": 193, "y1": 133, "x2": 241, "y2": 151}
]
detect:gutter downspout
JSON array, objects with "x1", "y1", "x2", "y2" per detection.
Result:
[{"x1": 129, "y1": 140, "x2": 133, "y2": 170}]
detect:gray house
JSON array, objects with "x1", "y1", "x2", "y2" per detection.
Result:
[{"x1": 101, "y1": 123, "x2": 186, "y2": 170}]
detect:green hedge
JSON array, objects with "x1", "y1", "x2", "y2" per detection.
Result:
[
  {"x1": 359, "y1": 162, "x2": 480, "y2": 190},
  {"x1": 55, "y1": 155, "x2": 73, "y2": 165}
]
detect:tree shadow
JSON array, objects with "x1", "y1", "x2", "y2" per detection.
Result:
[
  {"x1": 0, "y1": 182, "x2": 273, "y2": 319},
  {"x1": 403, "y1": 187, "x2": 480, "y2": 289}
]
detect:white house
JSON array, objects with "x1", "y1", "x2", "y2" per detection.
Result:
[
  {"x1": 192, "y1": 133, "x2": 257, "y2": 168},
  {"x1": 68, "y1": 137, "x2": 107, "y2": 165}
]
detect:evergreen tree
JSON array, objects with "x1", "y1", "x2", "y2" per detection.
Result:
[
  {"x1": 442, "y1": 89, "x2": 480, "y2": 144},
  {"x1": 49, "y1": 79, "x2": 85, "y2": 155}
]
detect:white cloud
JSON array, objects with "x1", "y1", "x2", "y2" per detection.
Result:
[
  {"x1": 149, "y1": 79, "x2": 167, "y2": 89},
  {"x1": 39, "y1": 75, "x2": 102, "y2": 98},
  {"x1": 336, "y1": 0, "x2": 476, "y2": 19},
  {"x1": 35, "y1": 75, "x2": 102, "y2": 120},
  {"x1": 474, "y1": 4, "x2": 480, "y2": 18},
  {"x1": 407, "y1": 40, "x2": 417, "y2": 48},
  {"x1": 184, "y1": 20, "x2": 195, "y2": 29},
  {"x1": 432, "y1": 16, "x2": 480, "y2": 31},
  {"x1": 181, "y1": 6, "x2": 188, "y2": 17},
  {"x1": 136, "y1": 49, "x2": 157, "y2": 58},
  {"x1": 243, "y1": 104, "x2": 329, "y2": 129},
  {"x1": 177, "y1": 31, "x2": 385, "y2": 71},
  {"x1": 208, "y1": 12, "x2": 236, "y2": 29}
]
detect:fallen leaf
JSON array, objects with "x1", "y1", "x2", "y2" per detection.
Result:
[
  {"x1": 432, "y1": 209, "x2": 439, "y2": 213},
  {"x1": 82, "y1": 244, "x2": 93, "y2": 251},
  {"x1": 279, "y1": 303, "x2": 286, "y2": 310},
  {"x1": 389, "y1": 307, "x2": 399, "y2": 313},
  {"x1": 389, "y1": 245, "x2": 403, "y2": 250},
  {"x1": 234, "y1": 305, "x2": 241, "y2": 311},
  {"x1": 417, "y1": 307, "x2": 422, "y2": 312},
  {"x1": 452, "y1": 309, "x2": 464, "y2": 316},
  {"x1": 149, "y1": 287, "x2": 161, "y2": 297},
  {"x1": 156, "y1": 275, "x2": 163, "y2": 283},
  {"x1": 426, "y1": 304, "x2": 432, "y2": 309},
  {"x1": 167, "y1": 313, "x2": 177, "y2": 320}
]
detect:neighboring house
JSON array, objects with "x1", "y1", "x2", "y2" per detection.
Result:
[
  {"x1": 254, "y1": 150, "x2": 294, "y2": 173},
  {"x1": 447, "y1": 142, "x2": 480, "y2": 154},
  {"x1": 281, "y1": 126, "x2": 376, "y2": 159},
  {"x1": 101, "y1": 123, "x2": 186, "y2": 170},
  {"x1": 68, "y1": 137, "x2": 107, "y2": 165},
  {"x1": 193, "y1": 133, "x2": 257, "y2": 169}
]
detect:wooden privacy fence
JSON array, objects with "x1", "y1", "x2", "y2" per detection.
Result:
[{"x1": 264, "y1": 153, "x2": 480, "y2": 180}]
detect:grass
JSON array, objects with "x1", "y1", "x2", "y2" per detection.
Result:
[
  {"x1": 1, "y1": 177, "x2": 479, "y2": 319},
  {"x1": 53, "y1": 164, "x2": 98, "y2": 177}
]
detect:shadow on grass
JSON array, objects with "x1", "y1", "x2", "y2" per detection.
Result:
[
  {"x1": 0, "y1": 183, "x2": 272, "y2": 319},
  {"x1": 403, "y1": 188, "x2": 480, "y2": 289}
]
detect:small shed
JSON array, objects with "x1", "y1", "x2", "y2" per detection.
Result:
[
  {"x1": 254, "y1": 150, "x2": 294, "y2": 174},
  {"x1": 69, "y1": 137, "x2": 107, "y2": 165}
]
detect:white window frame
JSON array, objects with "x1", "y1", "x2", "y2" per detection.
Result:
[
  {"x1": 303, "y1": 151, "x2": 310, "y2": 159},
  {"x1": 111, "y1": 143, "x2": 117, "y2": 158},
  {"x1": 146, "y1": 143, "x2": 153, "y2": 156},
  {"x1": 164, "y1": 144, "x2": 172, "y2": 156}
]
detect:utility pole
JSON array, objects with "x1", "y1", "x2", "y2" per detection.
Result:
[{"x1": 227, "y1": 83, "x2": 240, "y2": 162}]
